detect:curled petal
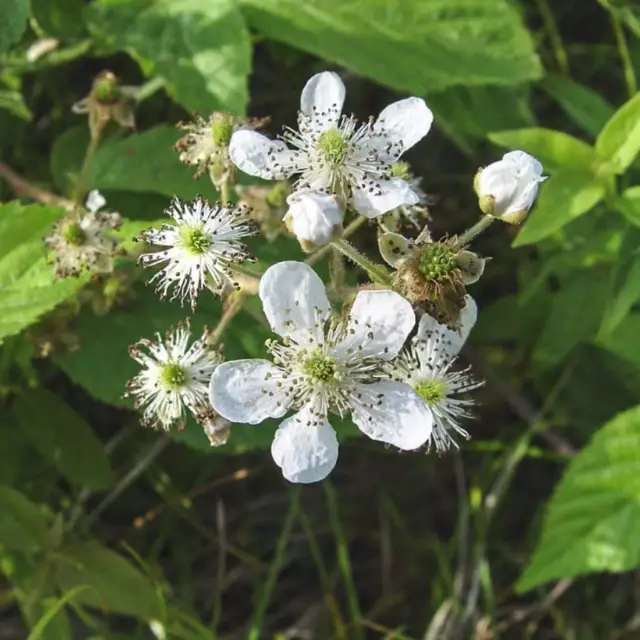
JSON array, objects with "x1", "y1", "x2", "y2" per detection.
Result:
[
  {"x1": 271, "y1": 405, "x2": 339, "y2": 483},
  {"x1": 350, "y1": 381, "x2": 433, "y2": 450},
  {"x1": 336, "y1": 290, "x2": 415, "y2": 361},
  {"x1": 374, "y1": 97, "x2": 433, "y2": 154},
  {"x1": 259, "y1": 261, "x2": 331, "y2": 342},
  {"x1": 300, "y1": 71, "x2": 346, "y2": 127},
  {"x1": 351, "y1": 177, "x2": 419, "y2": 218},
  {"x1": 229, "y1": 130, "x2": 303, "y2": 180},
  {"x1": 378, "y1": 231, "x2": 414, "y2": 267},
  {"x1": 209, "y1": 359, "x2": 288, "y2": 424}
]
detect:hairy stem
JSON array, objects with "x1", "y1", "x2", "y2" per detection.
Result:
[
  {"x1": 73, "y1": 131, "x2": 101, "y2": 205},
  {"x1": 331, "y1": 238, "x2": 391, "y2": 285},
  {"x1": 307, "y1": 215, "x2": 367, "y2": 266},
  {"x1": 457, "y1": 216, "x2": 494, "y2": 247}
]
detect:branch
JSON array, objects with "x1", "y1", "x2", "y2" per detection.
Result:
[{"x1": 0, "y1": 161, "x2": 75, "y2": 210}]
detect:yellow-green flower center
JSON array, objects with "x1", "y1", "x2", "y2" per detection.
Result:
[
  {"x1": 317, "y1": 128, "x2": 349, "y2": 167},
  {"x1": 62, "y1": 220, "x2": 87, "y2": 246},
  {"x1": 180, "y1": 225, "x2": 210, "y2": 255},
  {"x1": 414, "y1": 378, "x2": 447, "y2": 406},
  {"x1": 390, "y1": 161, "x2": 411, "y2": 181},
  {"x1": 92, "y1": 75, "x2": 120, "y2": 105},
  {"x1": 211, "y1": 114, "x2": 234, "y2": 147},
  {"x1": 418, "y1": 244, "x2": 458, "y2": 281},
  {"x1": 160, "y1": 362, "x2": 187, "y2": 389},
  {"x1": 302, "y1": 349, "x2": 338, "y2": 383}
]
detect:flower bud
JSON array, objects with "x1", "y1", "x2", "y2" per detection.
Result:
[
  {"x1": 475, "y1": 150, "x2": 546, "y2": 224},
  {"x1": 284, "y1": 191, "x2": 343, "y2": 252}
]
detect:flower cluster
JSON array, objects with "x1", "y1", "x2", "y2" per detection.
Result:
[{"x1": 123, "y1": 69, "x2": 546, "y2": 480}]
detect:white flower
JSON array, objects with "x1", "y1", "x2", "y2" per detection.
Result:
[
  {"x1": 209, "y1": 261, "x2": 433, "y2": 484},
  {"x1": 229, "y1": 71, "x2": 433, "y2": 218},
  {"x1": 476, "y1": 151, "x2": 546, "y2": 224},
  {"x1": 380, "y1": 162, "x2": 429, "y2": 230},
  {"x1": 44, "y1": 193, "x2": 122, "y2": 278},
  {"x1": 284, "y1": 190, "x2": 343, "y2": 249},
  {"x1": 137, "y1": 195, "x2": 257, "y2": 309},
  {"x1": 385, "y1": 297, "x2": 483, "y2": 453},
  {"x1": 126, "y1": 321, "x2": 223, "y2": 431}
]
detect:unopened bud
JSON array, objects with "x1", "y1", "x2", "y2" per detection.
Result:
[{"x1": 284, "y1": 191, "x2": 344, "y2": 252}]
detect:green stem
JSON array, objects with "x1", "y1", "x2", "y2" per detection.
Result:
[
  {"x1": 611, "y1": 12, "x2": 637, "y2": 98},
  {"x1": 331, "y1": 237, "x2": 391, "y2": 285},
  {"x1": 219, "y1": 177, "x2": 231, "y2": 204},
  {"x1": 73, "y1": 132, "x2": 101, "y2": 205},
  {"x1": 457, "y1": 216, "x2": 495, "y2": 247},
  {"x1": 534, "y1": 0, "x2": 570, "y2": 74},
  {"x1": 307, "y1": 215, "x2": 367, "y2": 265}
]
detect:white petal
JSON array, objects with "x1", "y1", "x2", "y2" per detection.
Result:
[
  {"x1": 374, "y1": 97, "x2": 433, "y2": 153},
  {"x1": 286, "y1": 191, "x2": 343, "y2": 245},
  {"x1": 351, "y1": 177, "x2": 419, "y2": 217},
  {"x1": 85, "y1": 190, "x2": 106, "y2": 213},
  {"x1": 350, "y1": 380, "x2": 433, "y2": 450},
  {"x1": 271, "y1": 405, "x2": 339, "y2": 483},
  {"x1": 504, "y1": 150, "x2": 544, "y2": 177},
  {"x1": 209, "y1": 360, "x2": 288, "y2": 424},
  {"x1": 415, "y1": 295, "x2": 477, "y2": 359},
  {"x1": 336, "y1": 290, "x2": 415, "y2": 360},
  {"x1": 259, "y1": 261, "x2": 331, "y2": 341},
  {"x1": 229, "y1": 130, "x2": 302, "y2": 180},
  {"x1": 300, "y1": 71, "x2": 345, "y2": 126},
  {"x1": 377, "y1": 232, "x2": 414, "y2": 267},
  {"x1": 476, "y1": 160, "x2": 519, "y2": 215}
]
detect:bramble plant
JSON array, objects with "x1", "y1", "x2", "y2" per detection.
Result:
[{"x1": 3, "y1": 0, "x2": 640, "y2": 638}]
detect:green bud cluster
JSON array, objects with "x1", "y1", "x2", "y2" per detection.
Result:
[
  {"x1": 418, "y1": 243, "x2": 458, "y2": 281},
  {"x1": 160, "y1": 362, "x2": 187, "y2": 389},
  {"x1": 61, "y1": 220, "x2": 87, "y2": 246}
]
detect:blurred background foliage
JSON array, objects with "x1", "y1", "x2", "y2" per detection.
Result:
[{"x1": 1, "y1": 0, "x2": 640, "y2": 638}]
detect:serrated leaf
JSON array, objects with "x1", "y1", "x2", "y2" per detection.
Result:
[
  {"x1": 240, "y1": 0, "x2": 541, "y2": 94},
  {"x1": 513, "y1": 170, "x2": 606, "y2": 246},
  {"x1": 0, "y1": 202, "x2": 86, "y2": 343},
  {"x1": 517, "y1": 405, "x2": 640, "y2": 591},
  {"x1": 596, "y1": 92, "x2": 640, "y2": 174},
  {"x1": 53, "y1": 541, "x2": 163, "y2": 620},
  {"x1": 533, "y1": 268, "x2": 610, "y2": 370},
  {"x1": 0, "y1": 0, "x2": 30, "y2": 53},
  {"x1": 0, "y1": 487, "x2": 50, "y2": 552},
  {"x1": 11, "y1": 389, "x2": 114, "y2": 489},
  {"x1": 539, "y1": 73, "x2": 615, "y2": 138},
  {"x1": 488, "y1": 128, "x2": 597, "y2": 174},
  {"x1": 86, "y1": 0, "x2": 251, "y2": 114}
]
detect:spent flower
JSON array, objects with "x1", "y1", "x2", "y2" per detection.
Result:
[
  {"x1": 137, "y1": 195, "x2": 257, "y2": 308},
  {"x1": 236, "y1": 181, "x2": 291, "y2": 242},
  {"x1": 476, "y1": 150, "x2": 546, "y2": 224},
  {"x1": 209, "y1": 261, "x2": 434, "y2": 483},
  {"x1": 385, "y1": 298, "x2": 482, "y2": 453},
  {"x1": 126, "y1": 321, "x2": 224, "y2": 432},
  {"x1": 229, "y1": 71, "x2": 433, "y2": 218}
]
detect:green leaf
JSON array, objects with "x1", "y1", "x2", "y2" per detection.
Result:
[
  {"x1": 11, "y1": 389, "x2": 114, "y2": 490},
  {"x1": 0, "y1": 487, "x2": 50, "y2": 552},
  {"x1": 0, "y1": 202, "x2": 86, "y2": 343},
  {"x1": 31, "y1": 0, "x2": 86, "y2": 39},
  {"x1": 0, "y1": 0, "x2": 30, "y2": 53},
  {"x1": 488, "y1": 128, "x2": 597, "y2": 174},
  {"x1": 86, "y1": 0, "x2": 252, "y2": 114},
  {"x1": 596, "y1": 92, "x2": 640, "y2": 174},
  {"x1": 240, "y1": 0, "x2": 541, "y2": 94},
  {"x1": 539, "y1": 73, "x2": 615, "y2": 138},
  {"x1": 53, "y1": 541, "x2": 163, "y2": 620},
  {"x1": 533, "y1": 268, "x2": 610, "y2": 370},
  {"x1": 616, "y1": 185, "x2": 640, "y2": 227},
  {"x1": 0, "y1": 88, "x2": 32, "y2": 120},
  {"x1": 517, "y1": 404, "x2": 640, "y2": 591},
  {"x1": 599, "y1": 313, "x2": 640, "y2": 370},
  {"x1": 513, "y1": 170, "x2": 606, "y2": 247}
]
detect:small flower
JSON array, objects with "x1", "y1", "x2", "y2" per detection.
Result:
[
  {"x1": 475, "y1": 151, "x2": 546, "y2": 224},
  {"x1": 385, "y1": 297, "x2": 482, "y2": 453},
  {"x1": 229, "y1": 71, "x2": 433, "y2": 218},
  {"x1": 209, "y1": 261, "x2": 433, "y2": 484},
  {"x1": 137, "y1": 196, "x2": 257, "y2": 309},
  {"x1": 378, "y1": 231, "x2": 485, "y2": 328},
  {"x1": 126, "y1": 321, "x2": 224, "y2": 431},
  {"x1": 44, "y1": 192, "x2": 122, "y2": 278},
  {"x1": 236, "y1": 181, "x2": 291, "y2": 243},
  {"x1": 283, "y1": 190, "x2": 344, "y2": 251},
  {"x1": 175, "y1": 112, "x2": 268, "y2": 184},
  {"x1": 379, "y1": 162, "x2": 430, "y2": 230},
  {"x1": 72, "y1": 71, "x2": 137, "y2": 138}
]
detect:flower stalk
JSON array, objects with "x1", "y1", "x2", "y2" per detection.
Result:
[
  {"x1": 331, "y1": 238, "x2": 391, "y2": 285},
  {"x1": 457, "y1": 216, "x2": 494, "y2": 247}
]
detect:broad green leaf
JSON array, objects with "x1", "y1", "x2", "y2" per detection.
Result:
[
  {"x1": 599, "y1": 313, "x2": 640, "y2": 370},
  {"x1": 11, "y1": 389, "x2": 114, "y2": 489},
  {"x1": 596, "y1": 92, "x2": 640, "y2": 174},
  {"x1": 0, "y1": 0, "x2": 30, "y2": 53},
  {"x1": 517, "y1": 404, "x2": 640, "y2": 591},
  {"x1": 31, "y1": 0, "x2": 86, "y2": 39},
  {"x1": 533, "y1": 268, "x2": 610, "y2": 370},
  {"x1": 539, "y1": 73, "x2": 615, "y2": 138},
  {"x1": 240, "y1": 0, "x2": 541, "y2": 94},
  {"x1": 0, "y1": 88, "x2": 31, "y2": 120},
  {"x1": 0, "y1": 487, "x2": 50, "y2": 552},
  {"x1": 51, "y1": 126, "x2": 218, "y2": 201},
  {"x1": 86, "y1": 0, "x2": 252, "y2": 114},
  {"x1": 0, "y1": 202, "x2": 86, "y2": 343},
  {"x1": 488, "y1": 128, "x2": 597, "y2": 174},
  {"x1": 513, "y1": 170, "x2": 606, "y2": 246},
  {"x1": 616, "y1": 185, "x2": 640, "y2": 227},
  {"x1": 54, "y1": 541, "x2": 163, "y2": 620}
]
